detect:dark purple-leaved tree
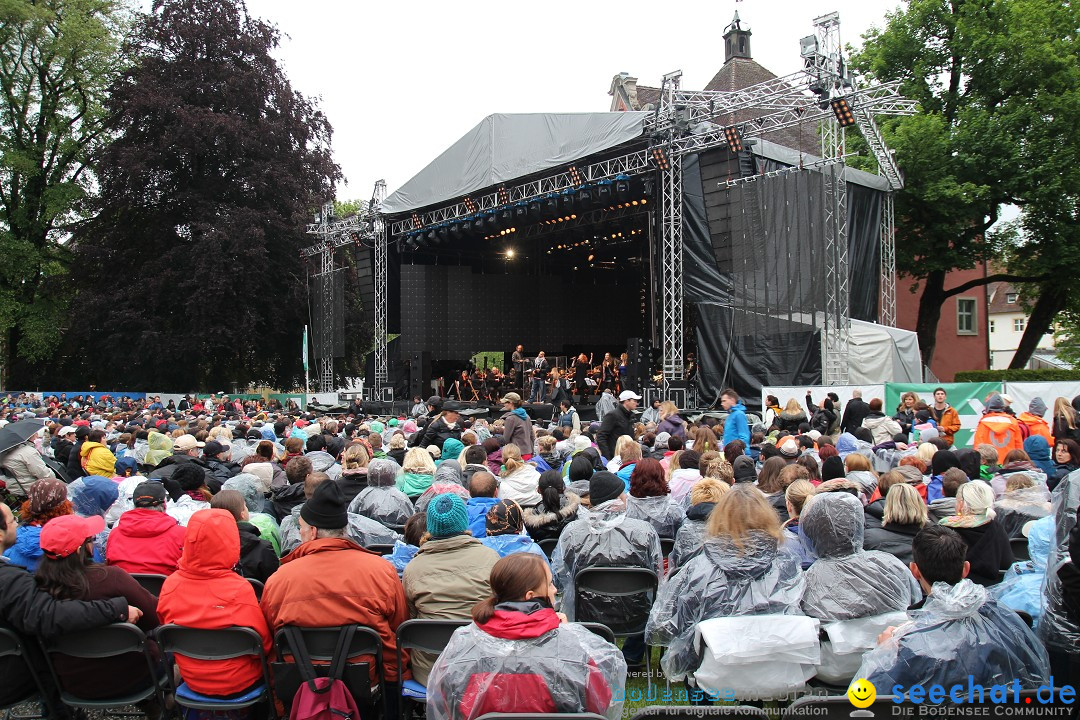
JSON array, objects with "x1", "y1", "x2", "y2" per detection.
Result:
[{"x1": 67, "y1": 0, "x2": 341, "y2": 390}]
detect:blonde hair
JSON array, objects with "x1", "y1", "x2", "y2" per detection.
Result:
[
  {"x1": 917, "y1": 443, "x2": 938, "y2": 464},
  {"x1": 705, "y1": 484, "x2": 782, "y2": 552},
  {"x1": 403, "y1": 447, "x2": 436, "y2": 475},
  {"x1": 389, "y1": 433, "x2": 406, "y2": 450},
  {"x1": 784, "y1": 480, "x2": 817, "y2": 517},
  {"x1": 615, "y1": 435, "x2": 642, "y2": 463},
  {"x1": 538, "y1": 435, "x2": 557, "y2": 452},
  {"x1": 658, "y1": 401, "x2": 679, "y2": 421},
  {"x1": 1055, "y1": 398, "x2": 1078, "y2": 430},
  {"x1": 207, "y1": 426, "x2": 232, "y2": 443},
  {"x1": 690, "y1": 477, "x2": 730, "y2": 505},
  {"x1": 500, "y1": 444, "x2": 525, "y2": 477},
  {"x1": 783, "y1": 398, "x2": 802, "y2": 414},
  {"x1": 342, "y1": 443, "x2": 370, "y2": 470},
  {"x1": 883, "y1": 483, "x2": 928, "y2": 527},
  {"x1": 666, "y1": 450, "x2": 684, "y2": 480},
  {"x1": 956, "y1": 481, "x2": 995, "y2": 520},
  {"x1": 1005, "y1": 474, "x2": 1036, "y2": 492},
  {"x1": 702, "y1": 455, "x2": 734, "y2": 485}
]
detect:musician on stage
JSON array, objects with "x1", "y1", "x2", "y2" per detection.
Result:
[
  {"x1": 685, "y1": 352, "x2": 698, "y2": 381},
  {"x1": 549, "y1": 366, "x2": 572, "y2": 411},
  {"x1": 486, "y1": 366, "x2": 503, "y2": 404},
  {"x1": 512, "y1": 344, "x2": 526, "y2": 389},
  {"x1": 529, "y1": 351, "x2": 550, "y2": 403},
  {"x1": 599, "y1": 352, "x2": 616, "y2": 394},
  {"x1": 573, "y1": 353, "x2": 592, "y2": 399}
]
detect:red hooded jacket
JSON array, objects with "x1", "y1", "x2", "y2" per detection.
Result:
[
  {"x1": 158, "y1": 509, "x2": 273, "y2": 697},
  {"x1": 106, "y1": 508, "x2": 187, "y2": 575}
]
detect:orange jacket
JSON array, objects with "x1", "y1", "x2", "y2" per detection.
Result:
[
  {"x1": 158, "y1": 509, "x2": 273, "y2": 697},
  {"x1": 1017, "y1": 412, "x2": 1053, "y2": 444},
  {"x1": 930, "y1": 405, "x2": 962, "y2": 445},
  {"x1": 260, "y1": 537, "x2": 409, "y2": 682},
  {"x1": 973, "y1": 412, "x2": 1024, "y2": 464}
]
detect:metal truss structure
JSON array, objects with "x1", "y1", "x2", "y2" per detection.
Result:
[
  {"x1": 363, "y1": 11, "x2": 915, "y2": 398},
  {"x1": 369, "y1": 180, "x2": 389, "y2": 396}
]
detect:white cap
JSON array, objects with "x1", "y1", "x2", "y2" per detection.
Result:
[{"x1": 619, "y1": 390, "x2": 642, "y2": 402}]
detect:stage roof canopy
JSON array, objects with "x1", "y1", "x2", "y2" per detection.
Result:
[{"x1": 381, "y1": 112, "x2": 649, "y2": 215}]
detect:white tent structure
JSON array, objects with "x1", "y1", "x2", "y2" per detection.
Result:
[{"x1": 848, "y1": 319, "x2": 922, "y2": 383}]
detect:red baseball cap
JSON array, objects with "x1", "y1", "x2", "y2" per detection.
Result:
[{"x1": 40, "y1": 515, "x2": 105, "y2": 559}]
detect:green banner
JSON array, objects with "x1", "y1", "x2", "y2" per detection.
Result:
[
  {"x1": 471, "y1": 351, "x2": 505, "y2": 373},
  {"x1": 885, "y1": 382, "x2": 1003, "y2": 449}
]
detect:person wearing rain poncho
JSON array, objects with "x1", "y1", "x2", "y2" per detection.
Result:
[
  {"x1": 625, "y1": 458, "x2": 685, "y2": 539},
  {"x1": 798, "y1": 491, "x2": 920, "y2": 684},
  {"x1": 348, "y1": 458, "x2": 415, "y2": 530},
  {"x1": 644, "y1": 484, "x2": 804, "y2": 684},
  {"x1": 1039, "y1": 466, "x2": 1080, "y2": 685},
  {"x1": 280, "y1": 473, "x2": 398, "y2": 555},
  {"x1": 480, "y1": 500, "x2": 549, "y2": 562},
  {"x1": 551, "y1": 471, "x2": 661, "y2": 666},
  {"x1": 222, "y1": 473, "x2": 282, "y2": 556},
  {"x1": 992, "y1": 474, "x2": 1051, "y2": 538},
  {"x1": 143, "y1": 430, "x2": 173, "y2": 468},
  {"x1": 68, "y1": 475, "x2": 120, "y2": 561},
  {"x1": 425, "y1": 554, "x2": 626, "y2": 720},
  {"x1": 855, "y1": 525, "x2": 1050, "y2": 692},
  {"x1": 991, "y1": 515, "x2": 1054, "y2": 626},
  {"x1": 670, "y1": 478, "x2": 729, "y2": 571}
]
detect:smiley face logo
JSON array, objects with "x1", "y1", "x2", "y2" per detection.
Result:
[{"x1": 848, "y1": 678, "x2": 877, "y2": 708}]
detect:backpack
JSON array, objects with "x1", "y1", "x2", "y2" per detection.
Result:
[{"x1": 284, "y1": 626, "x2": 362, "y2": 720}]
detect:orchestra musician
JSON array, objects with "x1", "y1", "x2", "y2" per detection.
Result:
[
  {"x1": 486, "y1": 366, "x2": 503, "y2": 404},
  {"x1": 549, "y1": 367, "x2": 572, "y2": 410}
]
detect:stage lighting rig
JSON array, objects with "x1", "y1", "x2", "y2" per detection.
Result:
[
  {"x1": 830, "y1": 97, "x2": 856, "y2": 127},
  {"x1": 650, "y1": 147, "x2": 671, "y2": 171},
  {"x1": 724, "y1": 127, "x2": 744, "y2": 152},
  {"x1": 568, "y1": 166, "x2": 583, "y2": 185}
]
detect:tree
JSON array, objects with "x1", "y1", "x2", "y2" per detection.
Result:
[
  {"x1": 0, "y1": 0, "x2": 129, "y2": 386},
  {"x1": 853, "y1": 0, "x2": 1080, "y2": 368},
  {"x1": 67, "y1": 0, "x2": 341, "y2": 390}
]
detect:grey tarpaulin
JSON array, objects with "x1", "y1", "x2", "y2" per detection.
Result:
[{"x1": 382, "y1": 113, "x2": 649, "y2": 214}]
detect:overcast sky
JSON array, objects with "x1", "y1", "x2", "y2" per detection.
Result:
[{"x1": 242, "y1": 0, "x2": 905, "y2": 201}]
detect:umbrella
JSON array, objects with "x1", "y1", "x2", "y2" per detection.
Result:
[{"x1": 0, "y1": 418, "x2": 46, "y2": 455}]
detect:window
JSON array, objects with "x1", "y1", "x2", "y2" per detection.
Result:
[
  {"x1": 1014, "y1": 318, "x2": 1026, "y2": 332},
  {"x1": 957, "y1": 298, "x2": 976, "y2": 335},
  {"x1": 1006, "y1": 293, "x2": 1018, "y2": 304},
  {"x1": 990, "y1": 320, "x2": 996, "y2": 333}
]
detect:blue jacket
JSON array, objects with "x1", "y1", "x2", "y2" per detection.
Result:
[
  {"x1": 466, "y1": 497, "x2": 501, "y2": 538},
  {"x1": 382, "y1": 540, "x2": 418, "y2": 577},
  {"x1": 2, "y1": 525, "x2": 43, "y2": 572},
  {"x1": 722, "y1": 403, "x2": 750, "y2": 447},
  {"x1": 480, "y1": 533, "x2": 549, "y2": 563}
]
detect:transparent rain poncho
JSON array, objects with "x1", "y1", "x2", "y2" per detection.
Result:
[
  {"x1": 669, "y1": 517, "x2": 707, "y2": 571},
  {"x1": 305, "y1": 450, "x2": 341, "y2": 481},
  {"x1": 1038, "y1": 469, "x2": 1080, "y2": 656},
  {"x1": 280, "y1": 505, "x2": 399, "y2": 555},
  {"x1": 348, "y1": 485, "x2": 415, "y2": 528},
  {"x1": 550, "y1": 499, "x2": 662, "y2": 628},
  {"x1": 425, "y1": 618, "x2": 626, "y2": 720},
  {"x1": 992, "y1": 515, "x2": 1054, "y2": 626},
  {"x1": 993, "y1": 485, "x2": 1052, "y2": 538},
  {"x1": 645, "y1": 531, "x2": 805, "y2": 682},
  {"x1": 856, "y1": 578, "x2": 1050, "y2": 689},
  {"x1": 144, "y1": 431, "x2": 173, "y2": 467},
  {"x1": 625, "y1": 494, "x2": 685, "y2": 539}
]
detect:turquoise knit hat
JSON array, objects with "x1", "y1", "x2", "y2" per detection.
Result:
[{"x1": 426, "y1": 493, "x2": 469, "y2": 538}]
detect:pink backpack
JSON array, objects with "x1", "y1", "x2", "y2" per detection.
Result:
[{"x1": 284, "y1": 626, "x2": 363, "y2": 720}]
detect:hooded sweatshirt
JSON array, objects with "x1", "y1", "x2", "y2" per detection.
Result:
[
  {"x1": 157, "y1": 509, "x2": 273, "y2": 697},
  {"x1": 106, "y1": 508, "x2": 187, "y2": 576}
]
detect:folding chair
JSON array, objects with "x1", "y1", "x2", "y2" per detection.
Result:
[
  {"x1": 1010, "y1": 536, "x2": 1030, "y2": 562},
  {"x1": 155, "y1": 625, "x2": 274, "y2": 716},
  {"x1": 395, "y1": 619, "x2": 470, "y2": 720},
  {"x1": 632, "y1": 706, "x2": 770, "y2": 720},
  {"x1": 574, "y1": 567, "x2": 659, "y2": 688},
  {"x1": 39, "y1": 623, "x2": 167, "y2": 717},
  {"x1": 0, "y1": 628, "x2": 51, "y2": 719},
  {"x1": 129, "y1": 573, "x2": 167, "y2": 596},
  {"x1": 247, "y1": 577, "x2": 265, "y2": 601},
  {"x1": 577, "y1": 622, "x2": 616, "y2": 644},
  {"x1": 364, "y1": 543, "x2": 396, "y2": 556},
  {"x1": 274, "y1": 625, "x2": 385, "y2": 715},
  {"x1": 537, "y1": 539, "x2": 559, "y2": 560},
  {"x1": 659, "y1": 537, "x2": 676, "y2": 559}
]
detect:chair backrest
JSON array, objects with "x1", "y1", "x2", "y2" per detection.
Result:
[
  {"x1": 42, "y1": 622, "x2": 147, "y2": 659},
  {"x1": 0, "y1": 626, "x2": 51, "y2": 712},
  {"x1": 131, "y1": 573, "x2": 167, "y2": 596},
  {"x1": 659, "y1": 537, "x2": 676, "y2": 558},
  {"x1": 0, "y1": 627, "x2": 24, "y2": 658},
  {"x1": 1010, "y1": 536, "x2": 1030, "y2": 562},
  {"x1": 156, "y1": 624, "x2": 267, "y2": 661},
  {"x1": 537, "y1": 538, "x2": 559, "y2": 559},
  {"x1": 574, "y1": 567, "x2": 659, "y2": 636},
  {"x1": 577, "y1": 622, "x2": 615, "y2": 644},
  {"x1": 396, "y1": 619, "x2": 469, "y2": 655},
  {"x1": 364, "y1": 544, "x2": 395, "y2": 556},
  {"x1": 632, "y1": 706, "x2": 770, "y2": 720},
  {"x1": 247, "y1": 577, "x2": 264, "y2": 601},
  {"x1": 274, "y1": 625, "x2": 383, "y2": 668}
]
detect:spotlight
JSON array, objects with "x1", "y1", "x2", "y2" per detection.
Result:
[
  {"x1": 596, "y1": 179, "x2": 613, "y2": 205},
  {"x1": 410, "y1": 213, "x2": 422, "y2": 230},
  {"x1": 450, "y1": 222, "x2": 464, "y2": 241},
  {"x1": 568, "y1": 165, "x2": 583, "y2": 185},
  {"x1": 497, "y1": 207, "x2": 514, "y2": 230},
  {"x1": 542, "y1": 194, "x2": 560, "y2": 221},
  {"x1": 513, "y1": 202, "x2": 529, "y2": 224},
  {"x1": 650, "y1": 147, "x2": 670, "y2": 171},
  {"x1": 425, "y1": 228, "x2": 439, "y2": 246},
  {"x1": 724, "y1": 127, "x2": 744, "y2": 152},
  {"x1": 497, "y1": 187, "x2": 510, "y2": 204},
  {"x1": 484, "y1": 212, "x2": 498, "y2": 233},
  {"x1": 576, "y1": 185, "x2": 594, "y2": 211},
  {"x1": 505, "y1": 248, "x2": 516, "y2": 259},
  {"x1": 559, "y1": 189, "x2": 575, "y2": 215},
  {"x1": 614, "y1": 174, "x2": 631, "y2": 201},
  {"x1": 830, "y1": 97, "x2": 856, "y2": 127},
  {"x1": 471, "y1": 216, "x2": 487, "y2": 236},
  {"x1": 404, "y1": 234, "x2": 420, "y2": 251},
  {"x1": 464, "y1": 197, "x2": 477, "y2": 213},
  {"x1": 435, "y1": 224, "x2": 450, "y2": 244},
  {"x1": 527, "y1": 198, "x2": 543, "y2": 222}
]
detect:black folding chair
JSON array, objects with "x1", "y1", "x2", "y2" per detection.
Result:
[
  {"x1": 247, "y1": 577, "x2": 265, "y2": 601},
  {"x1": 577, "y1": 622, "x2": 616, "y2": 644},
  {"x1": 395, "y1": 618, "x2": 470, "y2": 720},
  {"x1": 537, "y1": 538, "x2": 559, "y2": 559},
  {"x1": 0, "y1": 627, "x2": 50, "y2": 719},
  {"x1": 273, "y1": 625, "x2": 385, "y2": 714},
  {"x1": 659, "y1": 537, "x2": 676, "y2": 559},
  {"x1": 632, "y1": 706, "x2": 770, "y2": 720},
  {"x1": 574, "y1": 567, "x2": 659, "y2": 688},
  {"x1": 39, "y1": 623, "x2": 167, "y2": 716},
  {"x1": 1010, "y1": 536, "x2": 1030, "y2": 562},
  {"x1": 155, "y1": 625, "x2": 274, "y2": 716},
  {"x1": 364, "y1": 543, "x2": 395, "y2": 556},
  {"x1": 130, "y1": 573, "x2": 167, "y2": 596}
]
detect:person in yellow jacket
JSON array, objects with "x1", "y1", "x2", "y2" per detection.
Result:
[
  {"x1": 79, "y1": 429, "x2": 117, "y2": 477},
  {"x1": 928, "y1": 387, "x2": 963, "y2": 446}
]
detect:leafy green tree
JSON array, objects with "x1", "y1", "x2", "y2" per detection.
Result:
[
  {"x1": 67, "y1": 0, "x2": 340, "y2": 390},
  {"x1": 853, "y1": 0, "x2": 1080, "y2": 368},
  {"x1": 0, "y1": 0, "x2": 129, "y2": 385}
]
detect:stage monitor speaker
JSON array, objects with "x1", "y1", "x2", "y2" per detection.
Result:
[
  {"x1": 409, "y1": 351, "x2": 431, "y2": 400},
  {"x1": 627, "y1": 337, "x2": 650, "y2": 391}
]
